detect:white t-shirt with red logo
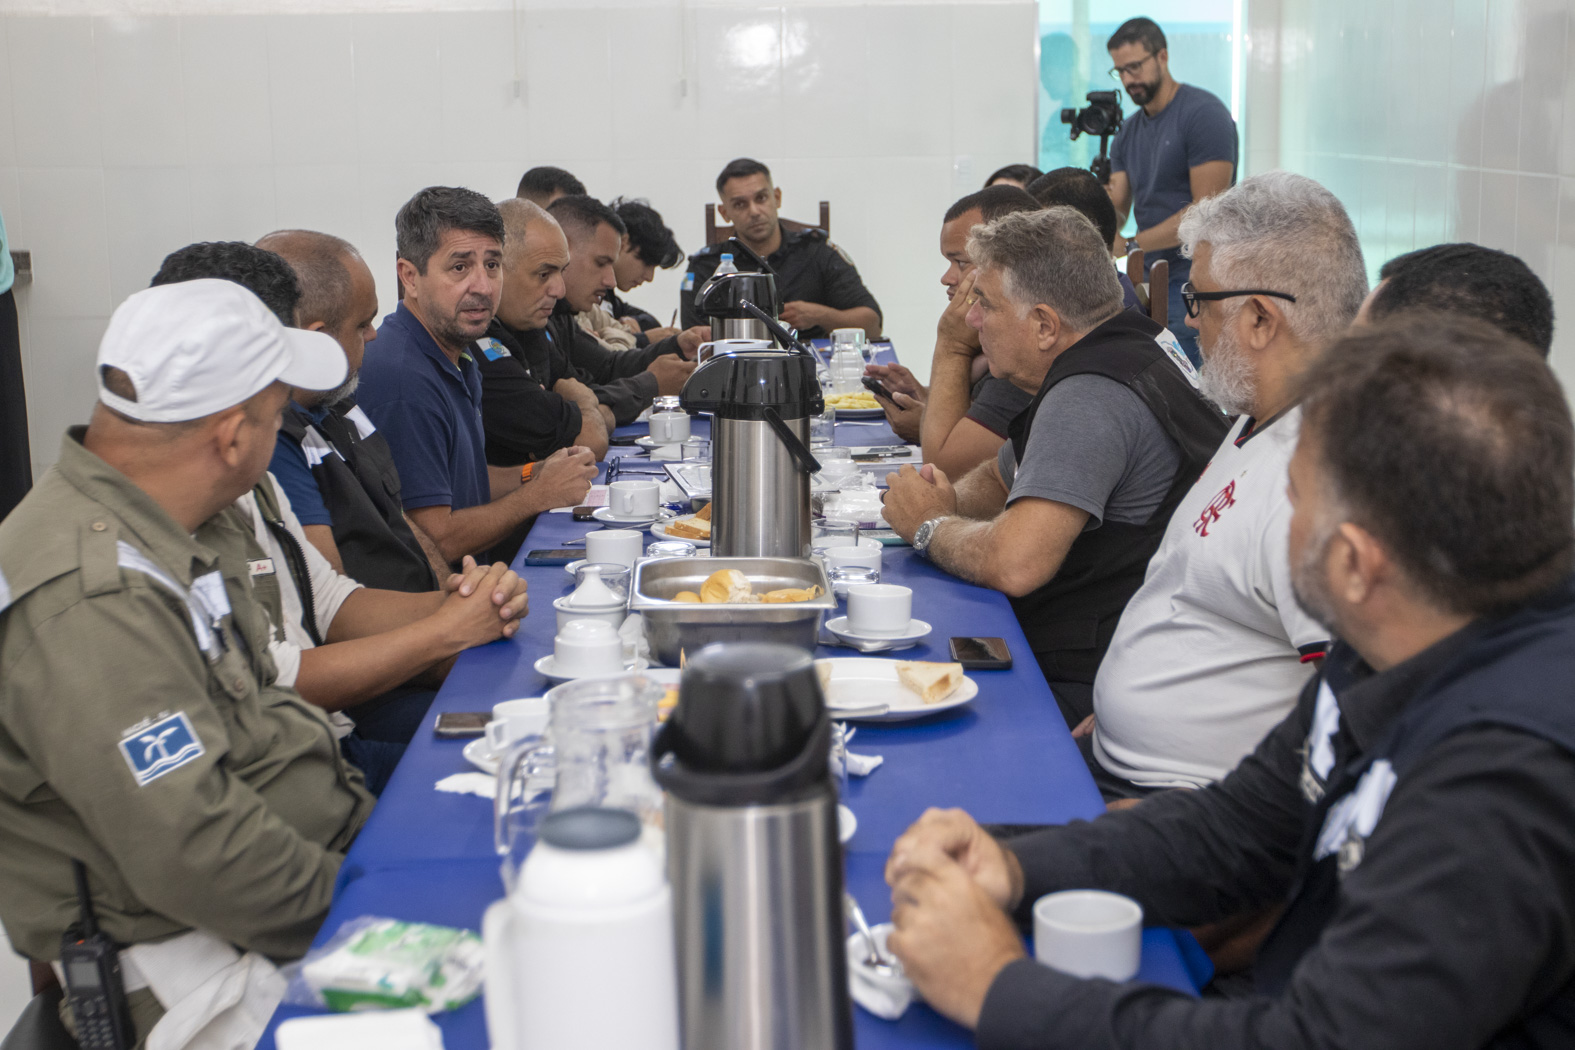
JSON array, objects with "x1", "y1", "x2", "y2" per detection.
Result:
[{"x1": 1091, "y1": 408, "x2": 1328, "y2": 789}]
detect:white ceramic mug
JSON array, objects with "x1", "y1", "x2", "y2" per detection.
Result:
[
  {"x1": 649, "y1": 411, "x2": 691, "y2": 445},
  {"x1": 584, "y1": 529, "x2": 643, "y2": 569},
  {"x1": 845, "y1": 583, "x2": 912, "y2": 637},
  {"x1": 486, "y1": 697, "x2": 550, "y2": 755},
  {"x1": 608, "y1": 480, "x2": 661, "y2": 518},
  {"x1": 1032, "y1": 890, "x2": 1143, "y2": 981},
  {"x1": 553, "y1": 619, "x2": 626, "y2": 677}
]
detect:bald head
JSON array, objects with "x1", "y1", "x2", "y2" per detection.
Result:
[
  {"x1": 496, "y1": 198, "x2": 570, "y2": 330},
  {"x1": 256, "y1": 229, "x2": 379, "y2": 407}
]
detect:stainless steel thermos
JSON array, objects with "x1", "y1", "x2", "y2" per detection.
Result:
[{"x1": 651, "y1": 643, "x2": 853, "y2": 1050}]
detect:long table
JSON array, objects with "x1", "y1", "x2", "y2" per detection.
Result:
[{"x1": 261, "y1": 373, "x2": 1201, "y2": 1048}]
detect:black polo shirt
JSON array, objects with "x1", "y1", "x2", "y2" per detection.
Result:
[
  {"x1": 474, "y1": 319, "x2": 582, "y2": 466},
  {"x1": 679, "y1": 223, "x2": 882, "y2": 338}
]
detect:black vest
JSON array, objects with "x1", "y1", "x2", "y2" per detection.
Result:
[
  {"x1": 279, "y1": 402, "x2": 438, "y2": 594},
  {"x1": 1258, "y1": 578, "x2": 1575, "y2": 1046},
  {"x1": 1005, "y1": 311, "x2": 1228, "y2": 683}
]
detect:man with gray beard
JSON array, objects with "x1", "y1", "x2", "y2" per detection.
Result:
[
  {"x1": 260, "y1": 229, "x2": 450, "y2": 593},
  {"x1": 1083, "y1": 172, "x2": 1369, "y2": 803}
]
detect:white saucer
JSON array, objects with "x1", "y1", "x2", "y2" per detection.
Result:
[
  {"x1": 838, "y1": 803, "x2": 857, "y2": 844},
  {"x1": 463, "y1": 738, "x2": 502, "y2": 776},
  {"x1": 534, "y1": 654, "x2": 649, "y2": 682},
  {"x1": 825, "y1": 617, "x2": 932, "y2": 650},
  {"x1": 634, "y1": 436, "x2": 684, "y2": 450},
  {"x1": 592, "y1": 506, "x2": 667, "y2": 527},
  {"x1": 650, "y1": 519, "x2": 711, "y2": 548}
]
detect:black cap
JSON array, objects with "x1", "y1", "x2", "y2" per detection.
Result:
[{"x1": 539, "y1": 806, "x2": 642, "y2": 851}]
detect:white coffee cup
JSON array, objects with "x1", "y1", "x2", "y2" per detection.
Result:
[
  {"x1": 649, "y1": 411, "x2": 691, "y2": 445},
  {"x1": 553, "y1": 619, "x2": 627, "y2": 677},
  {"x1": 608, "y1": 480, "x2": 661, "y2": 518},
  {"x1": 823, "y1": 544, "x2": 882, "y2": 575},
  {"x1": 585, "y1": 529, "x2": 643, "y2": 569},
  {"x1": 486, "y1": 696, "x2": 550, "y2": 755},
  {"x1": 1032, "y1": 890, "x2": 1143, "y2": 982},
  {"x1": 844, "y1": 583, "x2": 912, "y2": 637}
]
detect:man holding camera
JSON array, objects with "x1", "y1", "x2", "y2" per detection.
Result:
[{"x1": 1105, "y1": 16, "x2": 1237, "y2": 366}]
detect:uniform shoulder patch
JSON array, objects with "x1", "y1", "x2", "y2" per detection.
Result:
[
  {"x1": 1153, "y1": 329, "x2": 1201, "y2": 388},
  {"x1": 119, "y1": 712, "x2": 205, "y2": 786},
  {"x1": 478, "y1": 337, "x2": 509, "y2": 362},
  {"x1": 681, "y1": 272, "x2": 696, "y2": 292}
]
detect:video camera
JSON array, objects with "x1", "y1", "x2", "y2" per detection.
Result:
[{"x1": 1060, "y1": 90, "x2": 1125, "y2": 184}]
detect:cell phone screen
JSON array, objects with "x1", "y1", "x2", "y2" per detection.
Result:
[
  {"x1": 949, "y1": 636, "x2": 1012, "y2": 669},
  {"x1": 434, "y1": 712, "x2": 491, "y2": 738}
]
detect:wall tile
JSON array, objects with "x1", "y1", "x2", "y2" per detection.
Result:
[
  {"x1": 0, "y1": 16, "x2": 13, "y2": 170},
  {"x1": 780, "y1": 7, "x2": 870, "y2": 160},
  {"x1": 1551, "y1": 176, "x2": 1575, "y2": 376},
  {"x1": 266, "y1": 14, "x2": 359, "y2": 166},
  {"x1": 1513, "y1": 172, "x2": 1558, "y2": 286},
  {"x1": 273, "y1": 163, "x2": 361, "y2": 239},
  {"x1": 1479, "y1": 5, "x2": 1524, "y2": 170},
  {"x1": 7, "y1": 17, "x2": 102, "y2": 168},
  {"x1": 1449, "y1": 0, "x2": 1488, "y2": 168},
  {"x1": 520, "y1": 10, "x2": 617, "y2": 161},
  {"x1": 21, "y1": 317, "x2": 106, "y2": 477},
  {"x1": 1516, "y1": 5, "x2": 1567, "y2": 176},
  {"x1": 351, "y1": 13, "x2": 443, "y2": 157},
  {"x1": 1561, "y1": 13, "x2": 1575, "y2": 177},
  {"x1": 1412, "y1": 164, "x2": 1449, "y2": 248},
  {"x1": 181, "y1": 15, "x2": 273, "y2": 167},
  {"x1": 863, "y1": 4, "x2": 953, "y2": 158},
  {"x1": 15, "y1": 167, "x2": 111, "y2": 321},
  {"x1": 436, "y1": 12, "x2": 531, "y2": 166},
  {"x1": 692, "y1": 5, "x2": 783, "y2": 145},
  {"x1": 96, "y1": 16, "x2": 185, "y2": 167},
  {"x1": 103, "y1": 166, "x2": 193, "y2": 305},
  {"x1": 187, "y1": 164, "x2": 277, "y2": 245},
  {"x1": 605, "y1": 7, "x2": 694, "y2": 158},
  {"x1": 950, "y1": 3, "x2": 1035, "y2": 157},
  {"x1": 1451, "y1": 166, "x2": 1482, "y2": 243},
  {"x1": 1477, "y1": 170, "x2": 1519, "y2": 253}
]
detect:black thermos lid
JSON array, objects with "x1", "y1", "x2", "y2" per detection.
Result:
[{"x1": 652, "y1": 643, "x2": 832, "y2": 805}]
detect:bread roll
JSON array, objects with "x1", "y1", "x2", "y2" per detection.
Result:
[{"x1": 699, "y1": 569, "x2": 752, "y2": 603}]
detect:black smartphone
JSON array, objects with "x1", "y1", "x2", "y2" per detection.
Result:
[
  {"x1": 950, "y1": 636, "x2": 1013, "y2": 670},
  {"x1": 572, "y1": 506, "x2": 598, "y2": 521},
  {"x1": 524, "y1": 548, "x2": 583, "y2": 566},
  {"x1": 434, "y1": 712, "x2": 491, "y2": 738},
  {"x1": 610, "y1": 434, "x2": 643, "y2": 446},
  {"x1": 861, "y1": 375, "x2": 895, "y2": 402}
]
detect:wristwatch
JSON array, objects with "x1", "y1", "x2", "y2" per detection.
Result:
[{"x1": 913, "y1": 516, "x2": 948, "y2": 558}]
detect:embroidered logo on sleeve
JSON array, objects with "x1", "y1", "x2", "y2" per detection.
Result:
[
  {"x1": 118, "y1": 712, "x2": 205, "y2": 786},
  {"x1": 681, "y1": 272, "x2": 695, "y2": 291},
  {"x1": 478, "y1": 337, "x2": 509, "y2": 362}
]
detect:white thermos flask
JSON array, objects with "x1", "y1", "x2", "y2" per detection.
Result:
[{"x1": 482, "y1": 806, "x2": 679, "y2": 1050}]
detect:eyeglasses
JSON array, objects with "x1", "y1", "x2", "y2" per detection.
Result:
[
  {"x1": 1180, "y1": 282, "x2": 1298, "y2": 318},
  {"x1": 1108, "y1": 53, "x2": 1157, "y2": 80}
]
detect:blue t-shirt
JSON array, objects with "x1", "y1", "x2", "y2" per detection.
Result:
[
  {"x1": 1110, "y1": 83, "x2": 1237, "y2": 276},
  {"x1": 355, "y1": 303, "x2": 491, "y2": 512},
  {"x1": 269, "y1": 403, "x2": 335, "y2": 527}
]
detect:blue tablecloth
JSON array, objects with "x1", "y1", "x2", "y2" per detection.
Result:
[{"x1": 260, "y1": 375, "x2": 1201, "y2": 1049}]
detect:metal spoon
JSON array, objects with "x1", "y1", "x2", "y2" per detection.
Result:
[{"x1": 844, "y1": 892, "x2": 899, "y2": 976}]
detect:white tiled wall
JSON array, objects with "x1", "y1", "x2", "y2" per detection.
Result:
[
  {"x1": 1245, "y1": 0, "x2": 1575, "y2": 385},
  {"x1": 0, "y1": 1, "x2": 1039, "y2": 480}
]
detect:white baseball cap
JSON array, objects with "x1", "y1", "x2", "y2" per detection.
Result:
[{"x1": 96, "y1": 279, "x2": 348, "y2": 423}]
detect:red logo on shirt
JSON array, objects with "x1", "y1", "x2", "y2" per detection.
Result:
[{"x1": 1194, "y1": 480, "x2": 1237, "y2": 537}]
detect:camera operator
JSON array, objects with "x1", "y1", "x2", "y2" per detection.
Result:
[{"x1": 1105, "y1": 16, "x2": 1237, "y2": 366}]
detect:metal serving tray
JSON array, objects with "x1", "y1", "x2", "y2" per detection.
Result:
[{"x1": 630, "y1": 557, "x2": 836, "y2": 665}]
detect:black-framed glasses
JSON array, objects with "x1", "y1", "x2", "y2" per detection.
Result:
[
  {"x1": 1108, "y1": 53, "x2": 1156, "y2": 80},
  {"x1": 1180, "y1": 282, "x2": 1298, "y2": 318}
]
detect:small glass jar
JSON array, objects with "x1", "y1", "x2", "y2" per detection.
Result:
[
  {"x1": 813, "y1": 518, "x2": 862, "y2": 548},
  {"x1": 829, "y1": 564, "x2": 880, "y2": 598},
  {"x1": 652, "y1": 395, "x2": 682, "y2": 413},
  {"x1": 646, "y1": 540, "x2": 698, "y2": 559}
]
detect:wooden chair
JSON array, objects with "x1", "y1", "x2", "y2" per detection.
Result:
[
  {"x1": 1123, "y1": 247, "x2": 1169, "y2": 327},
  {"x1": 705, "y1": 201, "x2": 831, "y2": 246}
]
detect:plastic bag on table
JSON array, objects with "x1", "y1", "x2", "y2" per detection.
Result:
[{"x1": 279, "y1": 917, "x2": 484, "y2": 1014}]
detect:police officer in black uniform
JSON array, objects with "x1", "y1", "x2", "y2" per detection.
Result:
[{"x1": 680, "y1": 158, "x2": 884, "y2": 340}]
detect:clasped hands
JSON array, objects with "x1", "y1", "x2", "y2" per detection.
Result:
[
  {"x1": 881, "y1": 463, "x2": 958, "y2": 540},
  {"x1": 438, "y1": 555, "x2": 529, "y2": 643},
  {"x1": 884, "y1": 808, "x2": 1028, "y2": 1029}
]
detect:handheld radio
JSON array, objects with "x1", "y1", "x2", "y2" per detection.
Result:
[{"x1": 60, "y1": 859, "x2": 134, "y2": 1050}]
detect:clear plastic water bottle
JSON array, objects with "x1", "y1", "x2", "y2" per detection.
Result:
[{"x1": 714, "y1": 253, "x2": 738, "y2": 275}]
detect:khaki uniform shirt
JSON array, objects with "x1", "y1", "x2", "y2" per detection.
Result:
[{"x1": 0, "y1": 430, "x2": 374, "y2": 963}]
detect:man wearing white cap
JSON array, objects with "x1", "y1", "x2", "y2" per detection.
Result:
[{"x1": 0, "y1": 280, "x2": 377, "y2": 1048}]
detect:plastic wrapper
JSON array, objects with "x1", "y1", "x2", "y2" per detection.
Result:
[{"x1": 280, "y1": 917, "x2": 484, "y2": 1013}]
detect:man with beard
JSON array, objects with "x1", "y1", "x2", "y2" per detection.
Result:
[
  {"x1": 1084, "y1": 173, "x2": 1368, "y2": 803},
  {"x1": 358, "y1": 187, "x2": 597, "y2": 565},
  {"x1": 880, "y1": 207, "x2": 1227, "y2": 726},
  {"x1": 256, "y1": 229, "x2": 449, "y2": 591},
  {"x1": 545, "y1": 194, "x2": 703, "y2": 426},
  {"x1": 1105, "y1": 16, "x2": 1237, "y2": 366},
  {"x1": 881, "y1": 316, "x2": 1575, "y2": 1050},
  {"x1": 680, "y1": 158, "x2": 883, "y2": 339}
]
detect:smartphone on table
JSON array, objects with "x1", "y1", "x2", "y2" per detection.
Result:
[
  {"x1": 434, "y1": 712, "x2": 490, "y2": 738},
  {"x1": 524, "y1": 549, "x2": 583, "y2": 566},
  {"x1": 949, "y1": 636, "x2": 1013, "y2": 670}
]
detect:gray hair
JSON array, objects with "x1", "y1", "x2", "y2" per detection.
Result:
[
  {"x1": 1179, "y1": 171, "x2": 1367, "y2": 345},
  {"x1": 967, "y1": 207, "x2": 1123, "y2": 332},
  {"x1": 496, "y1": 198, "x2": 560, "y2": 264}
]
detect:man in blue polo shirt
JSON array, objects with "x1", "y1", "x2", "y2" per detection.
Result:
[
  {"x1": 1105, "y1": 16, "x2": 1237, "y2": 366},
  {"x1": 358, "y1": 186, "x2": 597, "y2": 566}
]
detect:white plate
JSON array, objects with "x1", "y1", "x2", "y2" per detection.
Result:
[
  {"x1": 592, "y1": 507, "x2": 668, "y2": 527},
  {"x1": 463, "y1": 738, "x2": 502, "y2": 776},
  {"x1": 838, "y1": 803, "x2": 857, "y2": 844},
  {"x1": 534, "y1": 654, "x2": 649, "y2": 682},
  {"x1": 824, "y1": 617, "x2": 932, "y2": 651},
  {"x1": 649, "y1": 518, "x2": 711, "y2": 547},
  {"x1": 634, "y1": 436, "x2": 684, "y2": 450},
  {"x1": 819, "y1": 657, "x2": 977, "y2": 722}
]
